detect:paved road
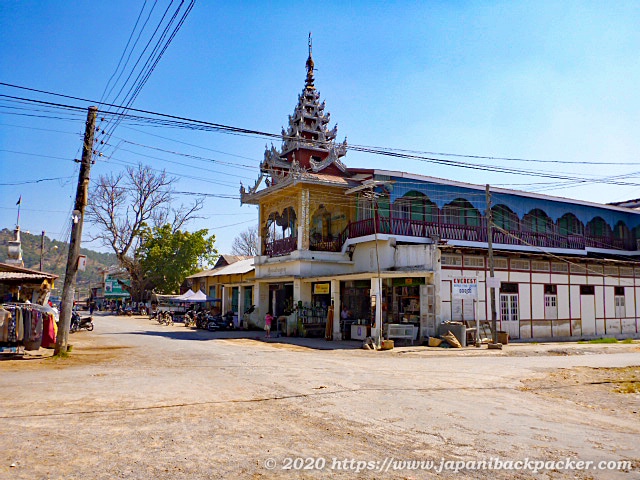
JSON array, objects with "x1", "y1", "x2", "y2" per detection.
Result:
[{"x1": 1, "y1": 314, "x2": 638, "y2": 479}]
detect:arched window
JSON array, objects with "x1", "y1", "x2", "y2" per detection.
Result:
[
  {"x1": 557, "y1": 213, "x2": 584, "y2": 236},
  {"x1": 443, "y1": 199, "x2": 481, "y2": 227},
  {"x1": 522, "y1": 209, "x2": 553, "y2": 234},
  {"x1": 613, "y1": 220, "x2": 631, "y2": 242},
  {"x1": 392, "y1": 191, "x2": 437, "y2": 222},
  {"x1": 278, "y1": 207, "x2": 297, "y2": 238},
  {"x1": 492, "y1": 205, "x2": 519, "y2": 231},
  {"x1": 264, "y1": 208, "x2": 297, "y2": 242},
  {"x1": 586, "y1": 217, "x2": 612, "y2": 238}
]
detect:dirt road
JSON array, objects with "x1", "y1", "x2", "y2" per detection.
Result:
[{"x1": 0, "y1": 314, "x2": 638, "y2": 479}]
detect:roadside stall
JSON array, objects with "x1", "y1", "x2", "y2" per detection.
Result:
[{"x1": 0, "y1": 262, "x2": 59, "y2": 354}]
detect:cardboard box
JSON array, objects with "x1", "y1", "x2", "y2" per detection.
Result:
[{"x1": 380, "y1": 339, "x2": 394, "y2": 350}]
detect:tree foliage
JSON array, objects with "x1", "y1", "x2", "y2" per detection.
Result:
[
  {"x1": 231, "y1": 225, "x2": 259, "y2": 256},
  {"x1": 139, "y1": 225, "x2": 218, "y2": 294},
  {"x1": 86, "y1": 164, "x2": 203, "y2": 300}
]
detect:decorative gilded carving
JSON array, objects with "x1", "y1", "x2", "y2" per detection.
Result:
[{"x1": 299, "y1": 189, "x2": 309, "y2": 250}]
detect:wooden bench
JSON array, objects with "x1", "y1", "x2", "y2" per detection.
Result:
[
  {"x1": 301, "y1": 323, "x2": 325, "y2": 338},
  {"x1": 385, "y1": 324, "x2": 417, "y2": 345}
]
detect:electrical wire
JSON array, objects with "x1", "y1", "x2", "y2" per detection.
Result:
[
  {"x1": 0, "y1": 176, "x2": 75, "y2": 186},
  {"x1": 5, "y1": 84, "x2": 640, "y2": 198}
]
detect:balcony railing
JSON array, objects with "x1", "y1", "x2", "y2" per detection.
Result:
[
  {"x1": 264, "y1": 236, "x2": 297, "y2": 257},
  {"x1": 345, "y1": 217, "x2": 636, "y2": 252},
  {"x1": 263, "y1": 218, "x2": 635, "y2": 257}
]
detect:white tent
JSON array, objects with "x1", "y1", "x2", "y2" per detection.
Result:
[
  {"x1": 185, "y1": 290, "x2": 208, "y2": 302},
  {"x1": 175, "y1": 289, "x2": 208, "y2": 302},
  {"x1": 174, "y1": 289, "x2": 195, "y2": 301}
]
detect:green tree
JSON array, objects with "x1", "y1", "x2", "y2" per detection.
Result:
[
  {"x1": 139, "y1": 225, "x2": 218, "y2": 294},
  {"x1": 87, "y1": 164, "x2": 203, "y2": 301}
]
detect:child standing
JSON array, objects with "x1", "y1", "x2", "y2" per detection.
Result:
[{"x1": 264, "y1": 312, "x2": 273, "y2": 338}]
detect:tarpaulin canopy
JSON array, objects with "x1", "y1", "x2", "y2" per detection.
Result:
[
  {"x1": 184, "y1": 290, "x2": 207, "y2": 302},
  {"x1": 174, "y1": 289, "x2": 208, "y2": 302},
  {"x1": 174, "y1": 289, "x2": 195, "y2": 301}
]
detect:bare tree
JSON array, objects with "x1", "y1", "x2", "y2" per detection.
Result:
[
  {"x1": 87, "y1": 164, "x2": 203, "y2": 300},
  {"x1": 231, "y1": 225, "x2": 259, "y2": 256}
]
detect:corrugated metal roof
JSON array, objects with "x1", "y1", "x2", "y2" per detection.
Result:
[
  {"x1": 0, "y1": 272, "x2": 54, "y2": 281},
  {"x1": 187, "y1": 258, "x2": 254, "y2": 279},
  {"x1": 0, "y1": 262, "x2": 58, "y2": 281}
]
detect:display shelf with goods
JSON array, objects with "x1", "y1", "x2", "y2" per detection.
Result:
[{"x1": 296, "y1": 303, "x2": 328, "y2": 338}]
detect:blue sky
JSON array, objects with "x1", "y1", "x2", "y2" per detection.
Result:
[{"x1": 2, "y1": 1, "x2": 640, "y2": 257}]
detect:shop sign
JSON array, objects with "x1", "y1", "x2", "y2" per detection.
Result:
[
  {"x1": 452, "y1": 277, "x2": 478, "y2": 299},
  {"x1": 392, "y1": 277, "x2": 425, "y2": 287},
  {"x1": 313, "y1": 283, "x2": 330, "y2": 295},
  {"x1": 104, "y1": 275, "x2": 130, "y2": 297}
]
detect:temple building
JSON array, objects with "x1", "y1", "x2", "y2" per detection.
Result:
[{"x1": 240, "y1": 38, "x2": 640, "y2": 343}]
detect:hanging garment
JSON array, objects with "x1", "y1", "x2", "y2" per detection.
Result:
[
  {"x1": 7, "y1": 308, "x2": 18, "y2": 342},
  {"x1": 31, "y1": 311, "x2": 43, "y2": 342},
  {"x1": 0, "y1": 307, "x2": 10, "y2": 342},
  {"x1": 16, "y1": 306, "x2": 24, "y2": 342},
  {"x1": 41, "y1": 313, "x2": 56, "y2": 348},
  {"x1": 23, "y1": 308, "x2": 32, "y2": 343}
]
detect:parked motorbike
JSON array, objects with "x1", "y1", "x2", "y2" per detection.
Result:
[
  {"x1": 207, "y1": 311, "x2": 234, "y2": 331},
  {"x1": 242, "y1": 305, "x2": 255, "y2": 330},
  {"x1": 196, "y1": 311, "x2": 210, "y2": 330},
  {"x1": 70, "y1": 311, "x2": 94, "y2": 333},
  {"x1": 156, "y1": 311, "x2": 174, "y2": 326},
  {"x1": 183, "y1": 310, "x2": 197, "y2": 328}
]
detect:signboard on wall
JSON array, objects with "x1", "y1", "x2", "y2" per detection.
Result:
[
  {"x1": 452, "y1": 277, "x2": 478, "y2": 299},
  {"x1": 313, "y1": 283, "x2": 330, "y2": 295},
  {"x1": 104, "y1": 275, "x2": 130, "y2": 298}
]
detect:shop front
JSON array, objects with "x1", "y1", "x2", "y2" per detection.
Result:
[
  {"x1": 295, "y1": 282, "x2": 331, "y2": 338},
  {"x1": 104, "y1": 274, "x2": 130, "y2": 310},
  {"x1": 339, "y1": 280, "x2": 372, "y2": 340},
  {"x1": 385, "y1": 277, "x2": 425, "y2": 326},
  {"x1": 268, "y1": 282, "x2": 294, "y2": 317},
  {"x1": 338, "y1": 277, "x2": 426, "y2": 341}
]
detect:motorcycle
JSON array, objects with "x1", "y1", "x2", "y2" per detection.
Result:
[
  {"x1": 70, "y1": 311, "x2": 94, "y2": 333},
  {"x1": 207, "y1": 311, "x2": 235, "y2": 331},
  {"x1": 196, "y1": 311, "x2": 210, "y2": 330},
  {"x1": 156, "y1": 311, "x2": 174, "y2": 326},
  {"x1": 184, "y1": 310, "x2": 197, "y2": 328}
]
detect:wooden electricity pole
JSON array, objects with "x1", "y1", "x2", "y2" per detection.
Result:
[{"x1": 55, "y1": 106, "x2": 97, "y2": 355}]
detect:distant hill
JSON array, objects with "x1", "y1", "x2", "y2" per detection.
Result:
[{"x1": 0, "y1": 228, "x2": 118, "y2": 288}]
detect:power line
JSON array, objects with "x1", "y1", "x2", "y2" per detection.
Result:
[
  {"x1": 99, "y1": 0, "x2": 153, "y2": 105},
  {"x1": 0, "y1": 176, "x2": 75, "y2": 186},
  {"x1": 0, "y1": 149, "x2": 79, "y2": 162},
  {"x1": 4, "y1": 83, "x2": 640, "y2": 191}
]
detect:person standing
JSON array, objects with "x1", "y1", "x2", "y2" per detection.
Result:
[{"x1": 264, "y1": 312, "x2": 273, "y2": 338}]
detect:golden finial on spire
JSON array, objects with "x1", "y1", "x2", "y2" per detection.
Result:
[{"x1": 305, "y1": 32, "x2": 315, "y2": 89}]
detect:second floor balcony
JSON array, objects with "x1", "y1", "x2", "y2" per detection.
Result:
[{"x1": 262, "y1": 216, "x2": 635, "y2": 258}]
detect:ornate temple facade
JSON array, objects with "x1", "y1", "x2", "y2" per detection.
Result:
[{"x1": 239, "y1": 39, "x2": 640, "y2": 343}]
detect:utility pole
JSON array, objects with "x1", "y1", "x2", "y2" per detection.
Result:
[
  {"x1": 486, "y1": 184, "x2": 499, "y2": 345},
  {"x1": 40, "y1": 230, "x2": 45, "y2": 271},
  {"x1": 55, "y1": 106, "x2": 97, "y2": 355},
  {"x1": 345, "y1": 179, "x2": 393, "y2": 348}
]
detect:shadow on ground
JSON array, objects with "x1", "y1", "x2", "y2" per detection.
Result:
[{"x1": 118, "y1": 328, "x2": 364, "y2": 350}]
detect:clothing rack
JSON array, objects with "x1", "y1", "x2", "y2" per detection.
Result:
[
  {"x1": 2, "y1": 302, "x2": 51, "y2": 312},
  {"x1": 1, "y1": 302, "x2": 57, "y2": 353}
]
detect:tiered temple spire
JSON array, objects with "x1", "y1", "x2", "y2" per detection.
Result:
[{"x1": 259, "y1": 34, "x2": 347, "y2": 180}]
